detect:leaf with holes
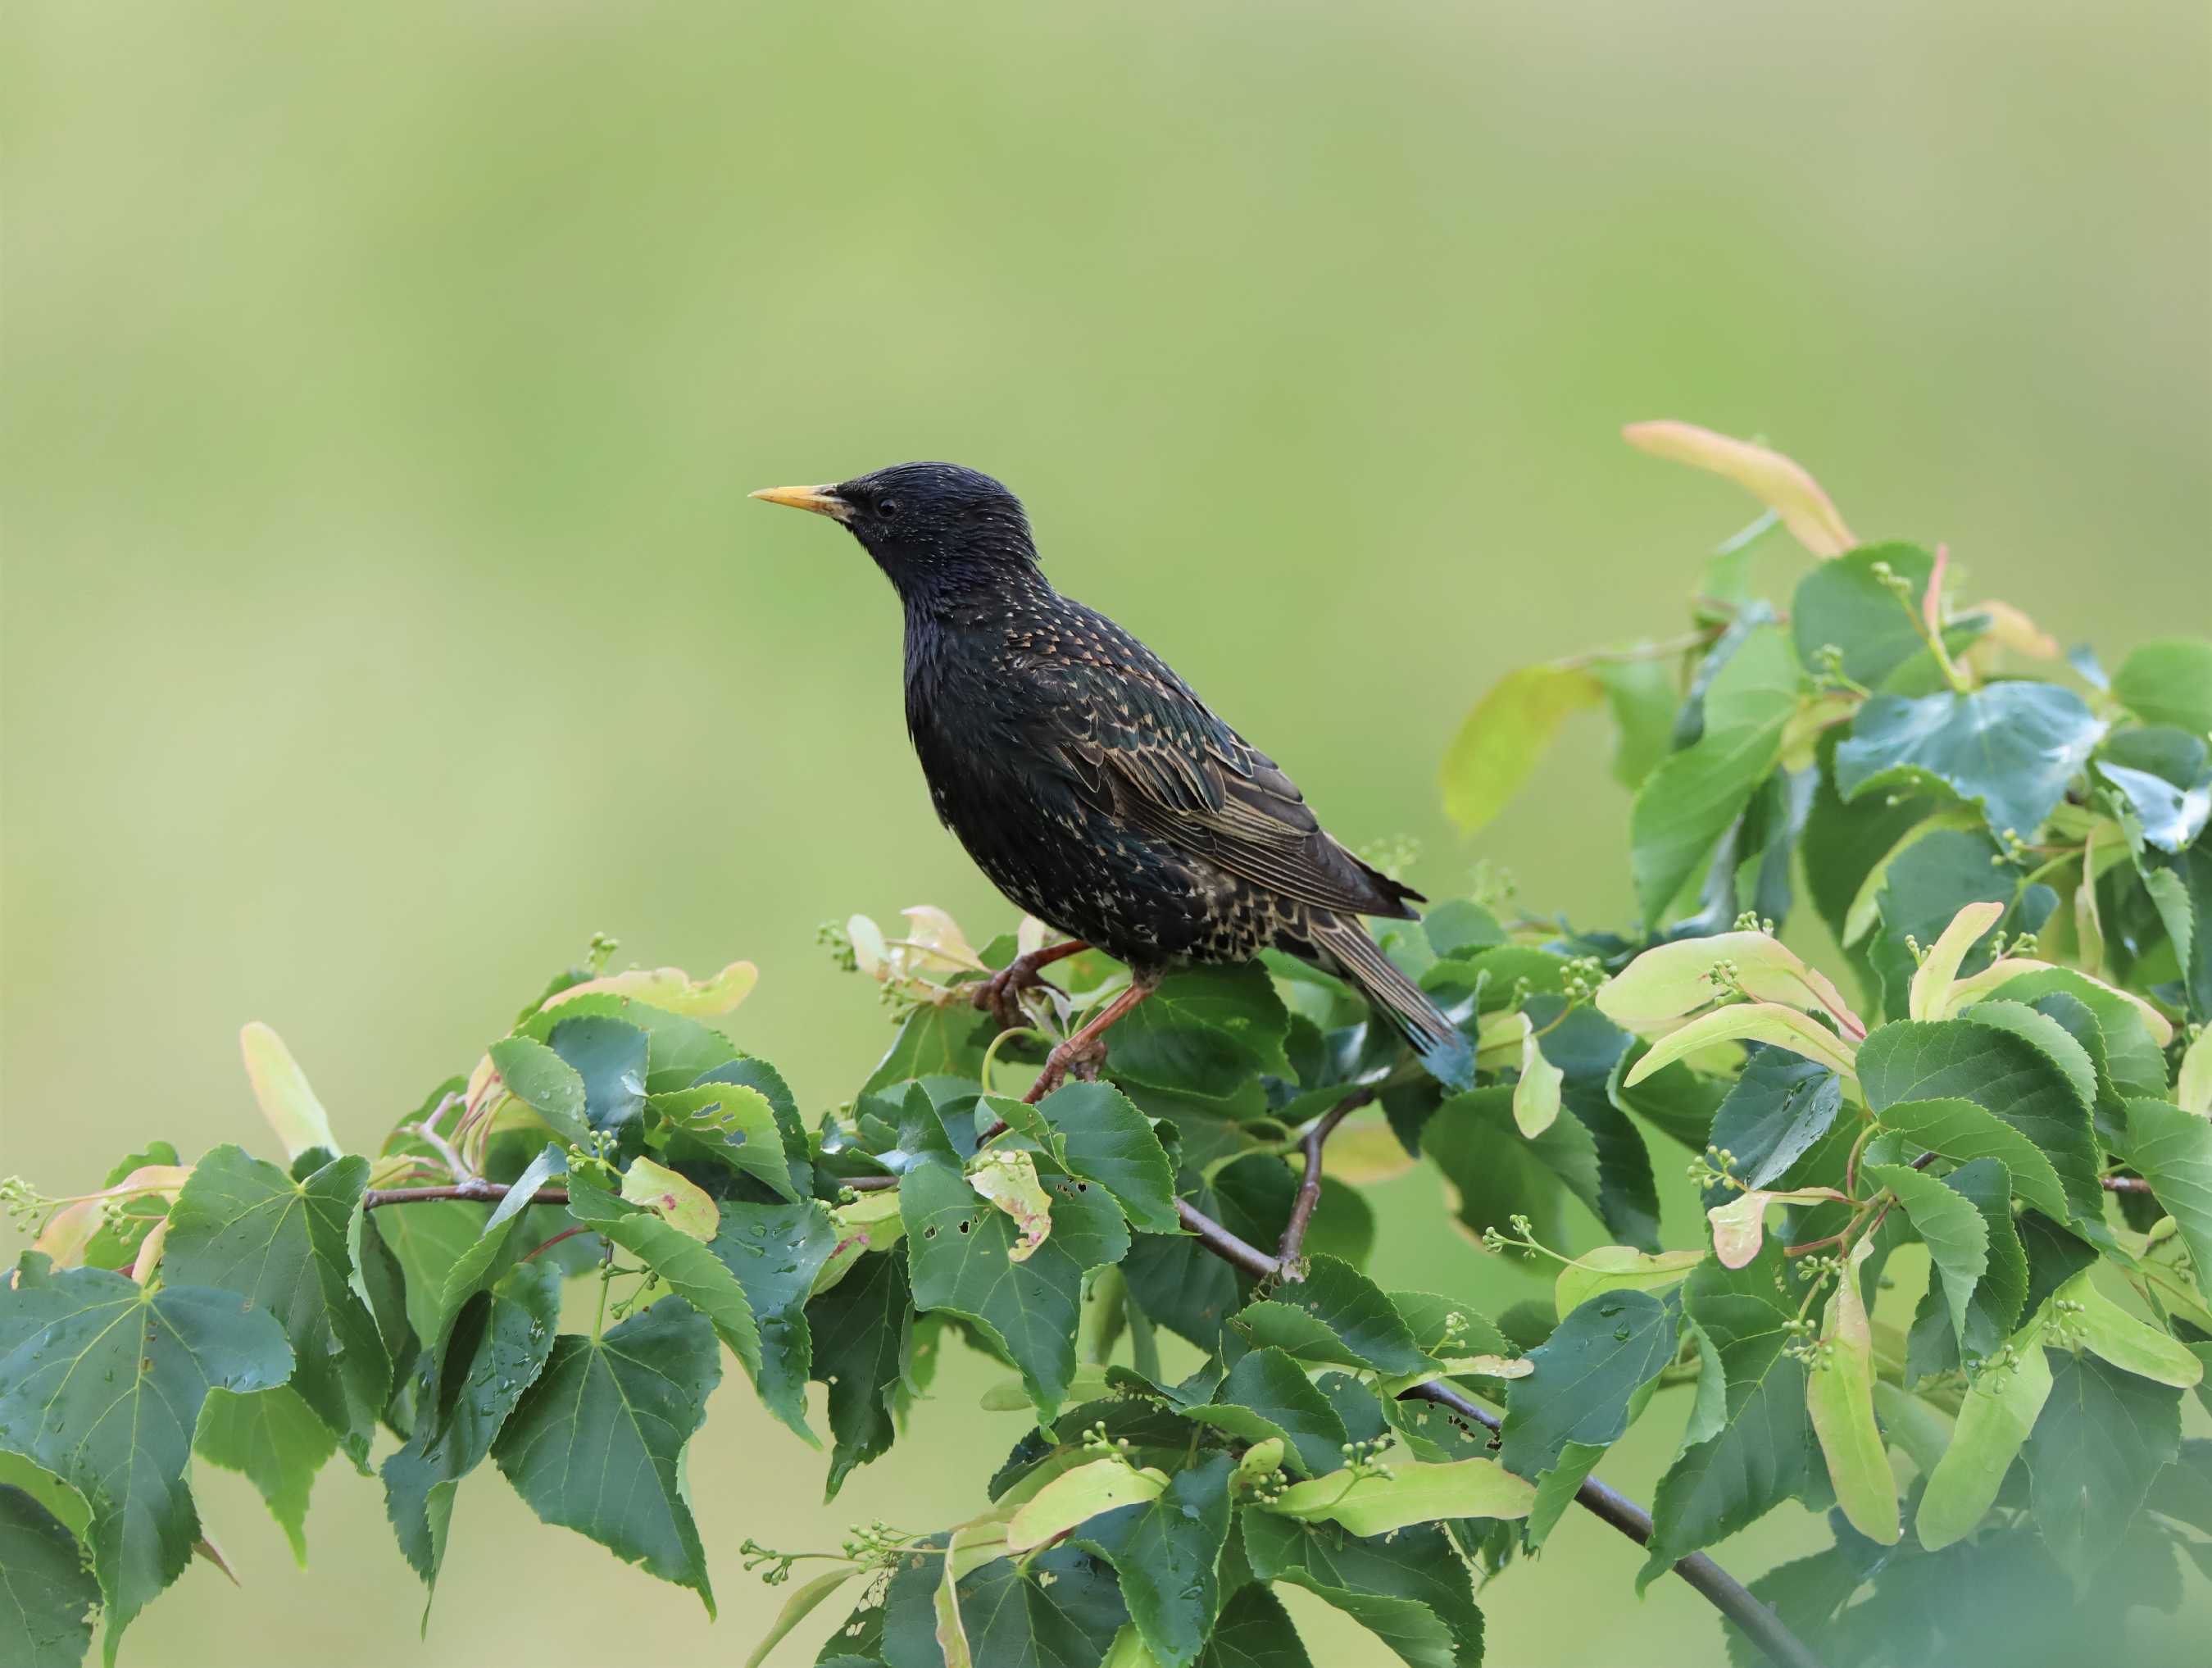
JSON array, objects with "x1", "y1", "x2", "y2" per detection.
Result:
[{"x1": 902, "y1": 1159, "x2": 1130, "y2": 1420}]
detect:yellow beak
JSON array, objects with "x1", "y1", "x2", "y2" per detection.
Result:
[{"x1": 748, "y1": 484, "x2": 852, "y2": 522}]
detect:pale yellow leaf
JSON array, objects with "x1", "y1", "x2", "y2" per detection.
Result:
[
  {"x1": 240, "y1": 1022, "x2": 342, "y2": 1160},
  {"x1": 1622, "y1": 420, "x2": 1856, "y2": 557}
]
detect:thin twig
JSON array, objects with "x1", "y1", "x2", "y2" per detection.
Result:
[
  {"x1": 362, "y1": 1180, "x2": 570, "y2": 1210},
  {"x1": 2102, "y1": 1175, "x2": 2154, "y2": 1193},
  {"x1": 1277, "y1": 1089, "x2": 1374, "y2": 1268}
]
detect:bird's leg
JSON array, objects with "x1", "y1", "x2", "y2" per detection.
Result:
[
  {"x1": 972, "y1": 938, "x2": 1091, "y2": 1033},
  {"x1": 1022, "y1": 973, "x2": 1159, "y2": 1104}
]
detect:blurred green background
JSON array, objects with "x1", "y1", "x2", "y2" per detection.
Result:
[{"x1": 4, "y1": 2, "x2": 2208, "y2": 1664}]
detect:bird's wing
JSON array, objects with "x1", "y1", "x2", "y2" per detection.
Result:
[{"x1": 1023, "y1": 620, "x2": 1421, "y2": 920}]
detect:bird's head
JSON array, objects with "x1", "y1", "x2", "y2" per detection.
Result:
[{"x1": 750, "y1": 461, "x2": 1038, "y2": 604}]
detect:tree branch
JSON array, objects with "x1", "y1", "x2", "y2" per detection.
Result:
[
  {"x1": 1177, "y1": 1199, "x2": 1821, "y2": 1668},
  {"x1": 363, "y1": 1180, "x2": 570, "y2": 1210},
  {"x1": 364, "y1": 1143, "x2": 1824, "y2": 1668},
  {"x1": 1277, "y1": 1088, "x2": 1373, "y2": 1267}
]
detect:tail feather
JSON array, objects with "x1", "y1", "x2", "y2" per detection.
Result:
[{"x1": 1308, "y1": 912, "x2": 1474, "y2": 1091}]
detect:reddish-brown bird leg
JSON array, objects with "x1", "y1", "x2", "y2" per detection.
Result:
[
  {"x1": 1023, "y1": 975, "x2": 1158, "y2": 1104},
  {"x1": 972, "y1": 939, "x2": 1090, "y2": 1032}
]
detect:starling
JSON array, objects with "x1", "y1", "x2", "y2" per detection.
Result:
[{"x1": 752, "y1": 463, "x2": 1474, "y2": 1098}]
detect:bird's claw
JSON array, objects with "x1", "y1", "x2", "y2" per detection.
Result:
[{"x1": 970, "y1": 962, "x2": 1037, "y2": 1033}]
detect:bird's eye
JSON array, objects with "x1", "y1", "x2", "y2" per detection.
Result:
[{"x1": 877, "y1": 498, "x2": 902, "y2": 520}]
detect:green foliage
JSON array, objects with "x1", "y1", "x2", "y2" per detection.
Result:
[{"x1": 5, "y1": 426, "x2": 2206, "y2": 1667}]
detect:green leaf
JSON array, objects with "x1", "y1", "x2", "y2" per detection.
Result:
[
  {"x1": 991, "y1": 1082, "x2": 1180, "y2": 1234},
  {"x1": 542, "y1": 1014, "x2": 650, "y2": 1134},
  {"x1": 1866, "y1": 1163, "x2": 1989, "y2": 1348},
  {"x1": 379, "y1": 1262, "x2": 561, "y2": 1596},
  {"x1": 367, "y1": 1196, "x2": 488, "y2": 1349},
  {"x1": 487, "y1": 1036, "x2": 590, "y2": 1146},
  {"x1": 1108, "y1": 965, "x2": 1292, "y2": 1101},
  {"x1": 1499, "y1": 1289, "x2": 1676, "y2": 1480},
  {"x1": 647, "y1": 1083, "x2": 796, "y2": 1201},
  {"x1": 1197, "y1": 1584, "x2": 1313, "y2": 1668},
  {"x1": 935, "y1": 1546, "x2": 1131, "y2": 1668},
  {"x1": 1595, "y1": 655, "x2": 1681, "y2": 793},
  {"x1": 1438, "y1": 662, "x2": 1605, "y2": 834},
  {"x1": 1181, "y1": 1348, "x2": 1348, "y2": 1478},
  {"x1": 162, "y1": 1147, "x2": 389, "y2": 1467},
  {"x1": 1524, "y1": 1439, "x2": 1610, "y2": 1551},
  {"x1": 1235, "y1": 1256, "x2": 1427, "y2": 1377},
  {"x1": 0, "y1": 1264, "x2": 293, "y2": 1660},
  {"x1": 902, "y1": 1159, "x2": 1130, "y2": 1420},
  {"x1": 1869, "y1": 1097, "x2": 2069, "y2": 1223},
  {"x1": 1241, "y1": 1512, "x2": 1481, "y2": 1668},
  {"x1": 1704, "y1": 1051, "x2": 1843, "y2": 1195},
  {"x1": 2116, "y1": 1098, "x2": 2212, "y2": 1289},
  {"x1": 1630, "y1": 725, "x2": 1787, "y2": 923},
  {"x1": 1267, "y1": 1457, "x2": 1535, "y2": 1537},
  {"x1": 564, "y1": 1177, "x2": 774, "y2": 1425},
  {"x1": 1638, "y1": 1247, "x2": 1817, "y2": 1588},
  {"x1": 1790, "y1": 543, "x2": 1943, "y2": 688},
  {"x1": 1072, "y1": 1452, "x2": 1234, "y2": 1668},
  {"x1": 706, "y1": 1198, "x2": 838, "y2": 1437},
  {"x1": 194, "y1": 1386, "x2": 334, "y2": 1566},
  {"x1": 491, "y1": 1297, "x2": 721, "y2": 1612},
  {"x1": 2113, "y1": 638, "x2": 2212, "y2": 734},
  {"x1": 521, "y1": 993, "x2": 738, "y2": 1095},
  {"x1": 806, "y1": 1248, "x2": 913, "y2": 1500},
  {"x1": 1835, "y1": 683, "x2": 2107, "y2": 843},
  {"x1": 2051, "y1": 1270, "x2": 2203, "y2": 1387},
  {"x1": 2025, "y1": 1349, "x2": 2182, "y2": 1578},
  {"x1": 1423, "y1": 1085, "x2": 1604, "y2": 1248},
  {"x1": 1983, "y1": 966, "x2": 2171, "y2": 1098},
  {"x1": 1857, "y1": 1018, "x2": 2101, "y2": 1220},
  {"x1": 0, "y1": 1482, "x2": 99, "y2": 1668},
  {"x1": 861, "y1": 1002, "x2": 996, "y2": 1095},
  {"x1": 1905, "y1": 1159, "x2": 2027, "y2": 1379}
]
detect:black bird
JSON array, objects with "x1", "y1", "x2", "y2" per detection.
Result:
[{"x1": 752, "y1": 463, "x2": 1474, "y2": 1099}]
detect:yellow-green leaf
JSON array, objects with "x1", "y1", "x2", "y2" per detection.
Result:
[
  {"x1": 1934, "y1": 957, "x2": 2174, "y2": 1045},
  {"x1": 1555, "y1": 1247, "x2": 1707, "y2": 1320},
  {"x1": 1917, "y1": 1318, "x2": 2053, "y2": 1550},
  {"x1": 1806, "y1": 1243, "x2": 1898, "y2": 1543},
  {"x1": 1707, "y1": 1188, "x2": 1847, "y2": 1269},
  {"x1": 1621, "y1": 420, "x2": 1856, "y2": 556},
  {"x1": 1625, "y1": 1002, "x2": 1859, "y2": 1088},
  {"x1": 1265, "y1": 1457, "x2": 1536, "y2": 1536},
  {"x1": 543, "y1": 958, "x2": 758, "y2": 1018},
  {"x1": 1908, "y1": 902, "x2": 2005, "y2": 1022},
  {"x1": 2172, "y1": 1029, "x2": 2210, "y2": 1113},
  {"x1": 2054, "y1": 1270, "x2": 2203, "y2": 1388},
  {"x1": 743, "y1": 1563, "x2": 863, "y2": 1668},
  {"x1": 620, "y1": 1157, "x2": 719, "y2": 1242},
  {"x1": 1441, "y1": 663, "x2": 1606, "y2": 834},
  {"x1": 1597, "y1": 931, "x2": 1862, "y2": 1037},
  {"x1": 1514, "y1": 1025, "x2": 1564, "y2": 1138},
  {"x1": 239, "y1": 1022, "x2": 342, "y2": 1160},
  {"x1": 936, "y1": 1516, "x2": 1012, "y2": 1668},
  {"x1": 1006, "y1": 1458, "x2": 1166, "y2": 1552},
  {"x1": 967, "y1": 1149, "x2": 1054, "y2": 1261}
]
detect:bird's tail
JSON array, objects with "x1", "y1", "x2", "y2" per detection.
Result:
[{"x1": 1306, "y1": 911, "x2": 1474, "y2": 1092}]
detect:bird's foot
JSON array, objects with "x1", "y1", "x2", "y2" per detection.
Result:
[
  {"x1": 970, "y1": 961, "x2": 1038, "y2": 1034},
  {"x1": 970, "y1": 939, "x2": 1089, "y2": 1034},
  {"x1": 1024, "y1": 1033, "x2": 1109, "y2": 1103}
]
